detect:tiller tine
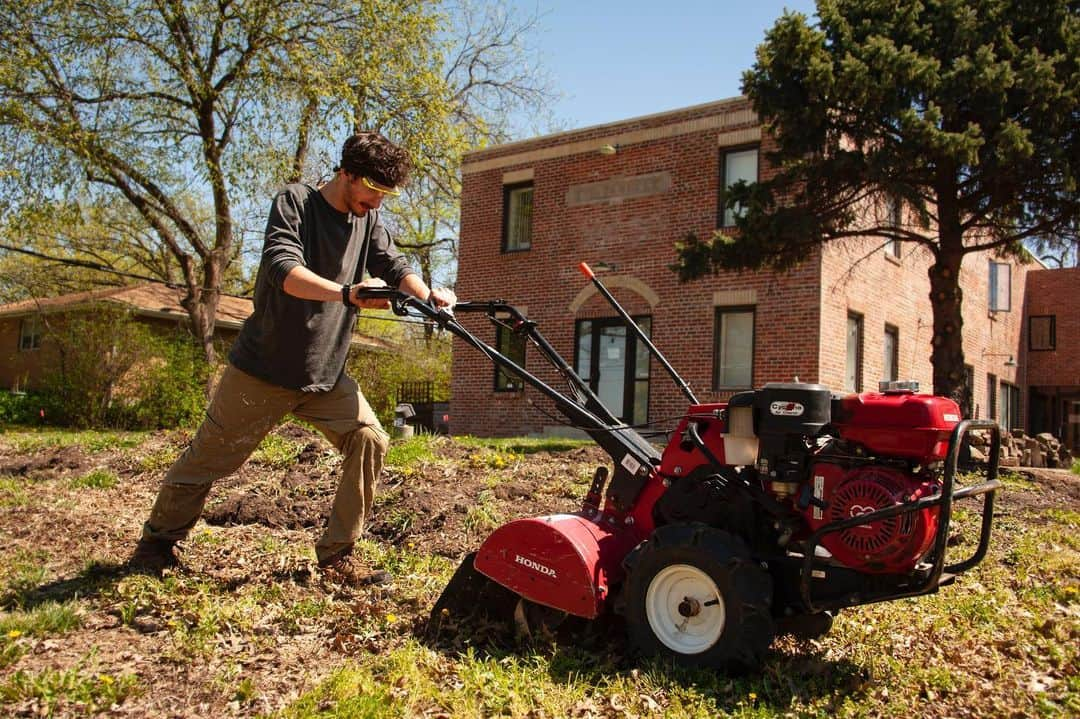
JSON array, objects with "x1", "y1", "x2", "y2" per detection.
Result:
[{"x1": 426, "y1": 552, "x2": 519, "y2": 641}]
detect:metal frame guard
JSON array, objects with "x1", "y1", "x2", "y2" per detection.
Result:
[{"x1": 798, "y1": 418, "x2": 1001, "y2": 612}]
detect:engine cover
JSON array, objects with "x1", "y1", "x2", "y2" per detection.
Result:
[{"x1": 805, "y1": 463, "x2": 939, "y2": 573}]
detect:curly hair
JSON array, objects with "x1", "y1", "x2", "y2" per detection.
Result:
[{"x1": 339, "y1": 132, "x2": 412, "y2": 189}]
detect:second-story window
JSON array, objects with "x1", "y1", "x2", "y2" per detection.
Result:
[
  {"x1": 720, "y1": 147, "x2": 758, "y2": 227},
  {"x1": 988, "y1": 260, "x2": 1011, "y2": 312},
  {"x1": 884, "y1": 194, "x2": 902, "y2": 258},
  {"x1": 502, "y1": 182, "x2": 533, "y2": 252}
]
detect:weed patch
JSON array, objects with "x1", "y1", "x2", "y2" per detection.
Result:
[
  {"x1": 69, "y1": 468, "x2": 118, "y2": 489},
  {"x1": 0, "y1": 475, "x2": 28, "y2": 508},
  {"x1": 0, "y1": 665, "x2": 139, "y2": 713},
  {"x1": 2, "y1": 428, "x2": 145, "y2": 454},
  {"x1": 386, "y1": 434, "x2": 439, "y2": 468},
  {"x1": 251, "y1": 434, "x2": 304, "y2": 469}
]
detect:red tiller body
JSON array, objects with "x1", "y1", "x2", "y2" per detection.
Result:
[
  {"x1": 473, "y1": 512, "x2": 645, "y2": 618},
  {"x1": 832, "y1": 392, "x2": 962, "y2": 462}
]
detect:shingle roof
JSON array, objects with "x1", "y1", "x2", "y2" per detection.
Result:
[{"x1": 0, "y1": 282, "x2": 392, "y2": 350}]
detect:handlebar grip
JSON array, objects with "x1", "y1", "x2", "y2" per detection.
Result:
[{"x1": 578, "y1": 262, "x2": 595, "y2": 279}]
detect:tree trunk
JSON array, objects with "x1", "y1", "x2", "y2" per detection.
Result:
[{"x1": 927, "y1": 251, "x2": 967, "y2": 411}]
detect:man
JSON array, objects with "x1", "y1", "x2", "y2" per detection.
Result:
[{"x1": 130, "y1": 132, "x2": 454, "y2": 585}]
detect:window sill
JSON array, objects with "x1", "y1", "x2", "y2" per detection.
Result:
[
  {"x1": 500, "y1": 246, "x2": 531, "y2": 254},
  {"x1": 884, "y1": 252, "x2": 902, "y2": 266}
]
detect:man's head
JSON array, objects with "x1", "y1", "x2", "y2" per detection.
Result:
[{"x1": 337, "y1": 132, "x2": 412, "y2": 216}]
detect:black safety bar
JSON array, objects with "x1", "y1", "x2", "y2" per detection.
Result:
[
  {"x1": 354, "y1": 289, "x2": 660, "y2": 472},
  {"x1": 796, "y1": 418, "x2": 1001, "y2": 612}
]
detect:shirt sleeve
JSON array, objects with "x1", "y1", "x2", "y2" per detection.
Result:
[
  {"x1": 363, "y1": 211, "x2": 418, "y2": 289},
  {"x1": 262, "y1": 189, "x2": 306, "y2": 289}
]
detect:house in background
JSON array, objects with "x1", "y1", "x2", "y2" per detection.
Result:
[
  {"x1": 1023, "y1": 267, "x2": 1080, "y2": 449},
  {"x1": 0, "y1": 282, "x2": 391, "y2": 391},
  {"x1": 452, "y1": 96, "x2": 1078, "y2": 450}
]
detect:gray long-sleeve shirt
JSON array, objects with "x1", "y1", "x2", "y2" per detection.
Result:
[{"x1": 229, "y1": 183, "x2": 416, "y2": 391}]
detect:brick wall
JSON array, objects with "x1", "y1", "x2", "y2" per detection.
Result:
[
  {"x1": 454, "y1": 98, "x2": 823, "y2": 437},
  {"x1": 818, "y1": 238, "x2": 1032, "y2": 422},
  {"x1": 1024, "y1": 267, "x2": 1080, "y2": 387},
  {"x1": 453, "y1": 96, "x2": 1055, "y2": 437}
]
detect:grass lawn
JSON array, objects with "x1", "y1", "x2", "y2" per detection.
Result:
[{"x1": 0, "y1": 426, "x2": 1076, "y2": 717}]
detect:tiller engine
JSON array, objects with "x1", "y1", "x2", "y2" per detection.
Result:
[{"x1": 358, "y1": 266, "x2": 1000, "y2": 671}]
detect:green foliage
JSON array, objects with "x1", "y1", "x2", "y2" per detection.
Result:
[
  {"x1": 0, "y1": 666, "x2": 139, "y2": 712},
  {"x1": 1, "y1": 428, "x2": 145, "y2": 453},
  {"x1": 0, "y1": 476, "x2": 28, "y2": 509},
  {"x1": 19, "y1": 306, "x2": 211, "y2": 430},
  {"x1": 0, "y1": 601, "x2": 84, "y2": 639},
  {"x1": 672, "y1": 0, "x2": 1080, "y2": 399},
  {"x1": 1072, "y1": 458, "x2": 1080, "y2": 476},
  {"x1": 0, "y1": 549, "x2": 48, "y2": 609},
  {"x1": 0, "y1": 391, "x2": 44, "y2": 425},
  {"x1": 456, "y1": 435, "x2": 593, "y2": 454},
  {"x1": 347, "y1": 314, "x2": 452, "y2": 426},
  {"x1": 126, "y1": 330, "x2": 214, "y2": 430},
  {"x1": 69, "y1": 468, "x2": 118, "y2": 490},
  {"x1": 251, "y1": 434, "x2": 304, "y2": 469},
  {"x1": 0, "y1": 0, "x2": 551, "y2": 361},
  {"x1": 384, "y1": 434, "x2": 440, "y2": 468}
]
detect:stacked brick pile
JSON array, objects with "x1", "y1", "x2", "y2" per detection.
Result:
[{"x1": 969, "y1": 429, "x2": 1074, "y2": 468}]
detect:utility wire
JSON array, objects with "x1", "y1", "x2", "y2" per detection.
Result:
[{"x1": 0, "y1": 242, "x2": 441, "y2": 328}]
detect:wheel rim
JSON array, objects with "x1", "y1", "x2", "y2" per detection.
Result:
[{"x1": 644, "y1": 563, "x2": 726, "y2": 655}]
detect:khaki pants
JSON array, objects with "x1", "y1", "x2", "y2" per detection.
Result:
[{"x1": 142, "y1": 363, "x2": 389, "y2": 563}]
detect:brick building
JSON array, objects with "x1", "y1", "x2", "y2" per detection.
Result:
[
  {"x1": 452, "y1": 97, "x2": 1076, "y2": 449},
  {"x1": 1023, "y1": 268, "x2": 1080, "y2": 449}
]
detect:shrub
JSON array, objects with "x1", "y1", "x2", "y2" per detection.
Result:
[
  {"x1": 346, "y1": 313, "x2": 451, "y2": 426},
  {"x1": 126, "y1": 332, "x2": 213, "y2": 429},
  {"x1": 26, "y1": 304, "x2": 213, "y2": 430},
  {"x1": 0, "y1": 391, "x2": 44, "y2": 425}
]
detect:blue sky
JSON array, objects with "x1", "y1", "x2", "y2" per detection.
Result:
[{"x1": 509, "y1": 0, "x2": 819, "y2": 135}]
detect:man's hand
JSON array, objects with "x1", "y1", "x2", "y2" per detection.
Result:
[
  {"x1": 350, "y1": 277, "x2": 390, "y2": 309},
  {"x1": 428, "y1": 287, "x2": 457, "y2": 309}
]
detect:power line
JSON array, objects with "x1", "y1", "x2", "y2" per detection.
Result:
[{"x1": 0, "y1": 241, "x2": 441, "y2": 328}]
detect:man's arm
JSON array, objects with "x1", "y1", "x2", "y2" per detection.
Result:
[{"x1": 281, "y1": 265, "x2": 347, "y2": 302}]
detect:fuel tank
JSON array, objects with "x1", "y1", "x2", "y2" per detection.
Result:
[
  {"x1": 472, "y1": 512, "x2": 643, "y2": 618},
  {"x1": 832, "y1": 392, "x2": 962, "y2": 462}
]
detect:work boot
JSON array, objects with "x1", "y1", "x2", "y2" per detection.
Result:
[
  {"x1": 127, "y1": 538, "x2": 180, "y2": 576},
  {"x1": 318, "y1": 548, "x2": 390, "y2": 587}
]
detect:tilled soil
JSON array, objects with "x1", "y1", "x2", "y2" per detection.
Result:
[
  {"x1": 0, "y1": 425, "x2": 607, "y2": 717},
  {"x1": 0, "y1": 424, "x2": 1077, "y2": 718}
]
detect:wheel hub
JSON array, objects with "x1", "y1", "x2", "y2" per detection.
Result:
[
  {"x1": 677, "y1": 597, "x2": 701, "y2": 617},
  {"x1": 645, "y1": 564, "x2": 726, "y2": 655}
]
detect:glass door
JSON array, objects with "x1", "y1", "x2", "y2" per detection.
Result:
[{"x1": 575, "y1": 317, "x2": 651, "y2": 425}]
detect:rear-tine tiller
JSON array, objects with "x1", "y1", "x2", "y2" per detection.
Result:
[{"x1": 357, "y1": 266, "x2": 1000, "y2": 671}]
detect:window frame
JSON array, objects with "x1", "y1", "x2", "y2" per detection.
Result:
[
  {"x1": 501, "y1": 181, "x2": 534, "y2": 253},
  {"x1": 999, "y1": 380, "x2": 1020, "y2": 431},
  {"x1": 882, "y1": 323, "x2": 899, "y2": 383},
  {"x1": 493, "y1": 323, "x2": 526, "y2": 392},
  {"x1": 1028, "y1": 315, "x2": 1056, "y2": 351},
  {"x1": 884, "y1": 195, "x2": 902, "y2": 259},
  {"x1": 18, "y1": 316, "x2": 42, "y2": 352},
  {"x1": 988, "y1": 260, "x2": 1012, "y2": 312},
  {"x1": 845, "y1": 312, "x2": 864, "y2": 393},
  {"x1": 712, "y1": 305, "x2": 756, "y2": 390},
  {"x1": 574, "y1": 316, "x2": 652, "y2": 424},
  {"x1": 718, "y1": 145, "x2": 759, "y2": 228}
]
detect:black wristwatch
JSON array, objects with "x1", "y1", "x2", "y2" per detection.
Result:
[{"x1": 341, "y1": 283, "x2": 352, "y2": 307}]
